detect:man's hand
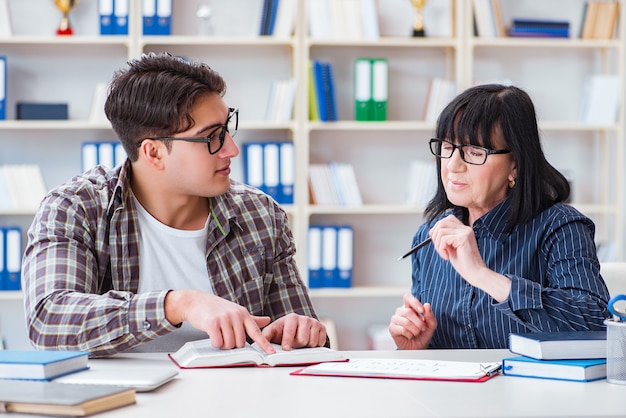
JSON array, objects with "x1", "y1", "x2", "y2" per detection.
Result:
[
  {"x1": 164, "y1": 290, "x2": 275, "y2": 354},
  {"x1": 261, "y1": 313, "x2": 327, "y2": 351}
]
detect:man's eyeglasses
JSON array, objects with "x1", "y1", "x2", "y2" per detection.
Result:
[
  {"x1": 142, "y1": 108, "x2": 239, "y2": 154},
  {"x1": 429, "y1": 138, "x2": 511, "y2": 166}
]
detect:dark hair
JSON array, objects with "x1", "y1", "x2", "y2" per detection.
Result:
[
  {"x1": 425, "y1": 84, "x2": 570, "y2": 230},
  {"x1": 104, "y1": 52, "x2": 227, "y2": 161}
]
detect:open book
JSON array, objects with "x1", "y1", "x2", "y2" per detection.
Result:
[
  {"x1": 291, "y1": 358, "x2": 502, "y2": 382},
  {"x1": 168, "y1": 339, "x2": 348, "y2": 369}
]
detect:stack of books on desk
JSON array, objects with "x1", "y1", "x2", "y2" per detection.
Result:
[{"x1": 502, "y1": 330, "x2": 607, "y2": 382}]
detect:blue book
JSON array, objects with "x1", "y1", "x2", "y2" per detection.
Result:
[
  {"x1": 312, "y1": 60, "x2": 329, "y2": 121},
  {"x1": 502, "y1": 356, "x2": 606, "y2": 382},
  {"x1": 508, "y1": 330, "x2": 606, "y2": 360},
  {"x1": 0, "y1": 350, "x2": 90, "y2": 381},
  {"x1": 0, "y1": 56, "x2": 6, "y2": 120}
]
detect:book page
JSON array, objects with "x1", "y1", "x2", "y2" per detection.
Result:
[{"x1": 250, "y1": 343, "x2": 348, "y2": 366}]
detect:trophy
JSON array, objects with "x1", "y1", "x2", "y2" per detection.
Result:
[
  {"x1": 54, "y1": 0, "x2": 80, "y2": 35},
  {"x1": 411, "y1": 0, "x2": 427, "y2": 37}
]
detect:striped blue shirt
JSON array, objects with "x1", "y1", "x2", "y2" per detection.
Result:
[{"x1": 411, "y1": 199, "x2": 611, "y2": 349}]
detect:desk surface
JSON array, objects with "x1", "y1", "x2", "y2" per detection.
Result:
[{"x1": 30, "y1": 349, "x2": 626, "y2": 418}]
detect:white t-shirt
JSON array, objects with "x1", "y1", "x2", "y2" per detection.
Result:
[{"x1": 131, "y1": 193, "x2": 213, "y2": 352}]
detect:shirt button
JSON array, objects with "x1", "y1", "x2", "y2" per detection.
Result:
[{"x1": 143, "y1": 320, "x2": 151, "y2": 330}]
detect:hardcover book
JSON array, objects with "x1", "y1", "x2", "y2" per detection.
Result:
[
  {"x1": 0, "y1": 350, "x2": 90, "y2": 380},
  {"x1": 168, "y1": 339, "x2": 348, "y2": 369},
  {"x1": 502, "y1": 356, "x2": 607, "y2": 382},
  {"x1": 0, "y1": 380, "x2": 136, "y2": 417},
  {"x1": 508, "y1": 330, "x2": 606, "y2": 360}
]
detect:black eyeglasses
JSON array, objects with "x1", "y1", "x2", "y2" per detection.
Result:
[
  {"x1": 429, "y1": 138, "x2": 511, "y2": 166},
  {"x1": 141, "y1": 108, "x2": 239, "y2": 154}
]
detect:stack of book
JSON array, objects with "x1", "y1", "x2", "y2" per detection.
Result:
[
  {"x1": 503, "y1": 330, "x2": 607, "y2": 382},
  {"x1": 508, "y1": 19, "x2": 570, "y2": 38},
  {"x1": 308, "y1": 162, "x2": 362, "y2": 207}
]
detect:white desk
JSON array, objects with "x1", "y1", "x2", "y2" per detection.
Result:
[{"x1": 30, "y1": 350, "x2": 626, "y2": 418}]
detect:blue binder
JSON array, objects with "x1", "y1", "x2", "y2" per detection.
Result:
[
  {"x1": 0, "y1": 56, "x2": 6, "y2": 120},
  {"x1": 142, "y1": 0, "x2": 157, "y2": 35},
  {"x1": 114, "y1": 0, "x2": 129, "y2": 35},
  {"x1": 3, "y1": 226, "x2": 21, "y2": 291},
  {"x1": 336, "y1": 225, "x2": 353, "y2": 288},
  {"x1": 321, "y1": 226, "x2": 338, "y2": 287},
  {"x1": 307, "y1": 226, "x2": 323, "y2": 289},
  {"x1": 156, "y1": 0, "x2": 172, "y2": 35},
  {"x1": 98, "y1": 0, "x2": 115, "y2": 35},
  {"x1": 279, "y1": 142, "x2": 294, "y2": 204}
]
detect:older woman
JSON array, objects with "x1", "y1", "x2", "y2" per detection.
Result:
[{"x1": 390, "y1": 84, "x2": 611, "y2": 350}]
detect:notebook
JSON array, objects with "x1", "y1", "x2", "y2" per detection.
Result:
[{"x1": 54, "y1": 365, "x2": 178, "y2": 392}]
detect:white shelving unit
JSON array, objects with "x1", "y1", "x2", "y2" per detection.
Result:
[{"x1": 0, "y1": 0, "x2": 623, "y2": 350}]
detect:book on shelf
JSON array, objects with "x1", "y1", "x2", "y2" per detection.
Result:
[
  {"x1": 502, "y1": 356, "x2": 607, "y2": 382},
  {"x1": 472, "y1": 0, "x2": 498, "y2": 38},
  {"x1": 264, "y1": 78, "x2": 297, "y2": 123},
  {"x1": 311, "y1": 59, "x2": 338, "y2": 122},
  {"x1": 271, "y1": 0, "x2": 297, "y2": 38},
  {"x1": 291, "y1": 358, "x2": 502, "y2": 382},
  {"x1": 0, "y1": 379, "x2": 136, "y2": 417},
  {"x1": 0, "y1": 225, "x2": 22, "y2": 291},
  {"x1": 308, "y1": 225, "x2": 354, "y2": 289},
  {"x1": 259, "y1": 0, "x2": 279, "y2": 35},
  {"x1": 352, "y1": 57, "x2": 388, "y2": 121},
  {"x1": 405, "y1": 160, "x2": 438, "y2": 207},
  {"x1": 0, "y1": 56, "x2": 5, "y2": 120},
  {"x1": 508, "y1": 19, "x2": 570, "y2": 38},
  {"x1": 0, "y1": 0, "x2": 12, "y2": 37},
  {"x1": 581, "y1": 1, "x2": 619, "y2": 40},
  {"x1": 308, "y1": 162, "x2": 363, "y2": 207},
  {"x1": 0, "y1": 350, "x2": 90, "y2": 380},
  {"x1": 508, "y1": 330, "x2": 607, "y2": 360},
  {"x1": 307, "y1": 0, "x2": 379, "y2": 41},
  {"x1": 168, "y1": 339, "x2": 348, "y2": 369},
  {"x1": 423, "y1": 77, "x2": 457, "y2": 123},
  {"x1": 0, "y1": 164, "x2": 48, "y2": 212}
]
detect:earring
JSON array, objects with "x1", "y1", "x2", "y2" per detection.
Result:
[{"x1": 509, "y1": 179, "x2": 516, "y2": 189}]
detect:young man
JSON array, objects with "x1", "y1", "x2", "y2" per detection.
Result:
[{"x1": 22, "y1": 53, "x2": 326, "y2": 357}]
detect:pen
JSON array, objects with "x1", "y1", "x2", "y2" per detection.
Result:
[{"x1": 397, "y1": 237, "x2": 432, "y2": 261}]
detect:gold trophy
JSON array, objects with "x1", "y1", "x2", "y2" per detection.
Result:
[
  {"x1": 411, "y1": 0, "x2": 427, "y2": 37},
  {"x1": 54, "y1": 0, "x2": 80, "y2": 35}
]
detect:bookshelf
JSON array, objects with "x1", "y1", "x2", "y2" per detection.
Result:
[{"x1": 0, "y1": 0, "x2": 623, "y2": 350}]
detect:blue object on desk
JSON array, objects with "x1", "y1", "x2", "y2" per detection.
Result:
[{"x1": 608, "y1": 294, "x2": 626, "y2": 321}]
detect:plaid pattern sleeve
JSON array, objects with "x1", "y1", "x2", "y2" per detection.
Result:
[{"x1": 22, "y1": 165, "x2": 178, "y2": 357}]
